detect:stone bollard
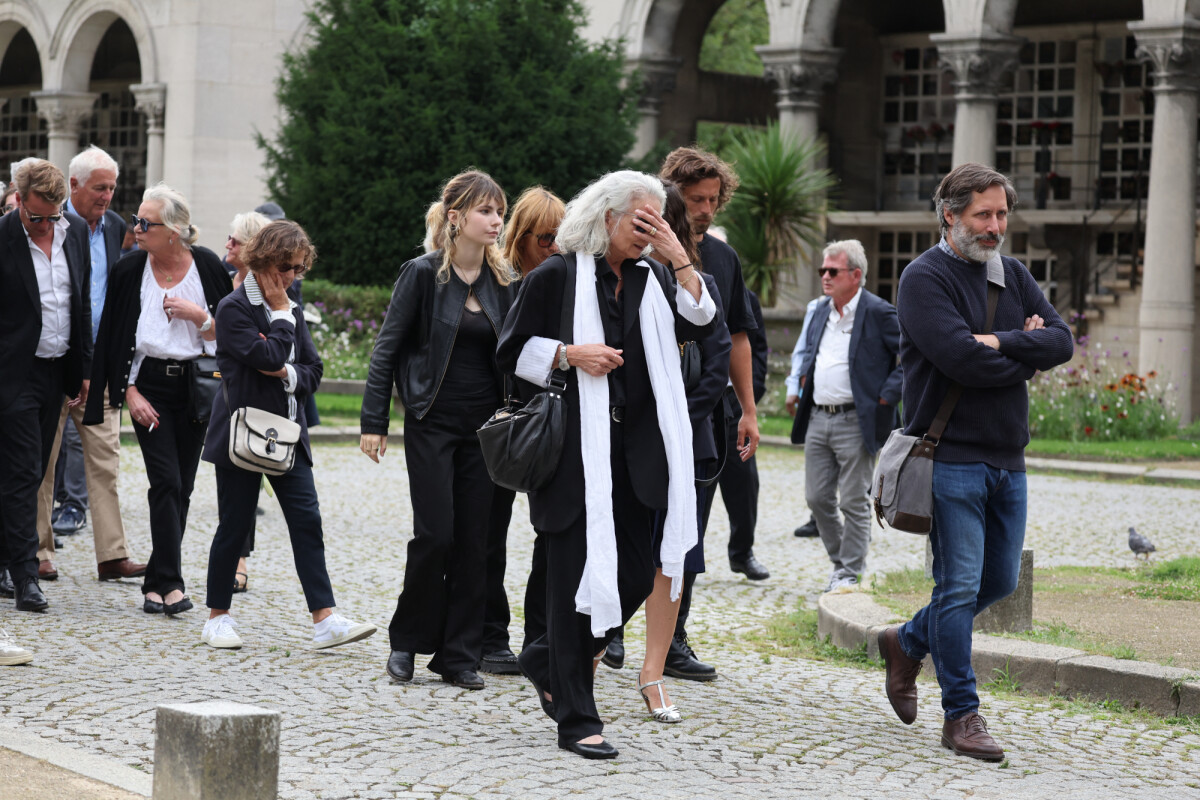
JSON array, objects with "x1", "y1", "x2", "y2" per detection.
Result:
[
  {"x1": 153, "y1": 701, "x2": 280, "y2": 800},
  {"x1": 924, "y1": 542, "x2": 1034, "y2": 633}
]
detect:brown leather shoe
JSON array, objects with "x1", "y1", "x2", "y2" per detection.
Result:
[
  {"x1": 878, "y1": 625, "x2": 921, "y2": 724},
  {"x1": 98, "y1": 558, "x2": 148, "y2": 580},
  {"x1": 37, "y1": 560, "x2": 58, "y2": 581},
  {"x1": 942, "y1": 712, "x2": 1005, "y2": 761}
]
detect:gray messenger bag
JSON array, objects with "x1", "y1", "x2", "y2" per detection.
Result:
[{"x1": 872, "y1": 282, "x2": 999, "y2": 534}]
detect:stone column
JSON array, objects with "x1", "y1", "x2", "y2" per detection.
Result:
[
  {"x1": 628, "y1": 58, "x2": 680, "y2": 160},
  {"x1": 30, "y1": 91, "x2": 98, "y2": 175},
  {"x1": 756, "y1": 45, "x2": 841, "y2": 146},
  {"x1": 932, "y1": 34, "x2": 1021, "y2": 168},
  {"x1": 1131, "y1": 22, "x2": 1200, "y2": 423},
  {"x1": 131, "y1": 83, "x2": 167, "y2": 187}
]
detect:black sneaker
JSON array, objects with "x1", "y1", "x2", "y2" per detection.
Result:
[
  {"x1": 663, "y1": 633, "x2": 717, "y2": 681},
  {"x1": 52, "y1": 505, "x2": 86, "y2": 535}
]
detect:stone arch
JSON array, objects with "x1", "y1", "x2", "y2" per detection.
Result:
[
  {"x1": 763, "y1": 0, "x2": 843, "y2": 49},
  {"x1": 0, "y1": 0, "x2": 52, "y2": 80},
  {"x1": 48, "y1": 0, "x2": 157, "y2": 91}
]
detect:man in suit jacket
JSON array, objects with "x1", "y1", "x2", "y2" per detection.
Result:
[
  {"x1": 31, "y1": 146, "x2": 146, "y2": 583},
  {"x1": 790, "y1": 240, "x2": 902, "y2": 592},
  {"x1": 0, "y1": 159, "x2": 91, "y2": 611}
]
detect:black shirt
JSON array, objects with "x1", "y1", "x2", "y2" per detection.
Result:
[
  {"x1": 698, "y1": 234, "x2": 756, "y2": 336},
  {"x1": 440, "y1": 306, "x2": 500, "y2": 406},
  {"x1": 596, "y1": 257, "x2": 627, "y2": 407}
]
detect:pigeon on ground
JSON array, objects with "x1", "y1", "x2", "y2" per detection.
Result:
[{"x1": 1128, "y1": 526, "x2": 1156, "y2": 559}]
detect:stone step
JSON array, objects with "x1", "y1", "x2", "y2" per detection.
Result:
[
  {"x1": 1102, "y1": 278, "x2": 1133, "y2": 292},
  {"x1": 1085, "y1": 293, "x2": 1117, "y2": 306}
]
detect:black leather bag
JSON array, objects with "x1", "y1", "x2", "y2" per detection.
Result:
[
  {"x1": 187, "y1": 356, "x2": 222, "y2": 425},
  {"x1": 477, "y1": 260, "x2": 576, "y2": 493},
  {"x1": 680, "y1": 340, "x2": 701, "y2": 391}
]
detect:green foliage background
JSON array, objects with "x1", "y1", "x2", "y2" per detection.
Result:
[
  {"x1": 698, "y1": 0, "x2": 769, "y2": 77},
  {"x1": 260, "y1": 0, "x2": 639, "y2": 285}
]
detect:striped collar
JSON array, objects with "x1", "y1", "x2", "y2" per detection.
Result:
[{"x1": 244, "y1": 271, "x2": 297, "y2": 309}]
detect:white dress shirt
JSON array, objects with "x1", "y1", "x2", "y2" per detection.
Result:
[
  {"x1": 130, "y1": 260, "x2": 215, "y2": 384},
  {"x1": 811, "y1": 287, "x2": 862, "y2": 406},
  {"x1": 27, "y1": 215, "x2": 73, "y2": 358}
]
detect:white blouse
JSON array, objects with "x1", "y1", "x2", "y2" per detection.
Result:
[{"x1": 129, "y1": 259, "x2": 215, "y2": 386}]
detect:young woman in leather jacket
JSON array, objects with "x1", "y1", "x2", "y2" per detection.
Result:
[{"x1": 360, "y1": 171, "x2": 518, "y2": 690}]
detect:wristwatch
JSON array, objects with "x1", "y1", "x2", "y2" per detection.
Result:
[
  {"x1": 199, "y1": 314, "x2": 213, "y2": 333},
  {"x1": 558, "y1": 343, "x2": 570, "y2": 371}
]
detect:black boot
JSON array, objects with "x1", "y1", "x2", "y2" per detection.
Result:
[
  {"x1": 14, "y1": 580, "x2": 48, "y2": 612},
  {"x1": 663, "y1": 633, "x2": 716, "y2": 681}
]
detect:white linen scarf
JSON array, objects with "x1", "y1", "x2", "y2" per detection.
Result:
[{"x1": 572, "y1": 252, "x2": 698, "y2": 636}]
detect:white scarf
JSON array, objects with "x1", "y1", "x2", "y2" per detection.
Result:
[{"x1": 572, "y1": 252, "x2": 698, "y2": 636}]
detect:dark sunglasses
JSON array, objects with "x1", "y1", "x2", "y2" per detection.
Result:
[
  {"x1": 523, "y1": 231, "x2": 556, "y2": 248},
  {"x1": 819, "y1": 267, "x2": 854, "y2": 277},
  {"x1": 130, "y1": 215, "x2": 167, "y2": 233},
  {"x1": 25, "y1": 210, "x2": 62, "y2": 224},
  {"x1": 278, "y1": 263, "x2": 308, "y2": 276}
]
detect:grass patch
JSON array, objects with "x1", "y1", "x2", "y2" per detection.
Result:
[
  {"x1": 1026, "y1": 437, "x2": 1200, "y2": 461},
  {"x1": 1135, "y1": 556, "x2": 1200, "y2": 601},
  {"x1": 313, "y1": 391, "x2": 402, "y2": 427},
  {"x1": 750, "y1": 606, "x2": 880, "y2": 668}
]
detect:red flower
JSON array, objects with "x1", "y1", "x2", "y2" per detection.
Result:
[
  {"x1": 1084, "y1": 426, "x2": 1095, "y2": 435},
  {"x1": 1101, "y1": 404, "x2": 1109, "y2": 411}
]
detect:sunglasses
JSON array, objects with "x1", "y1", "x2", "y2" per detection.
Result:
[
  {"x1": 523, "y1": 231, "x2": 556, "y2": 248},
  {"x1": 819, "y1": 267, "x2": 854, "y2": 277},
  {"x1": 278, "y1": 263, "x2": 307, "y2": 276},
  {"x1": 130, "y1": 215, "x2": 167, "y2": 233},
  {"x1": 25, "y1": 210, "x2": 62, "y2": 224},
  {"x1": 226, "y1": 235, "x2": 241, "y2": 245}
]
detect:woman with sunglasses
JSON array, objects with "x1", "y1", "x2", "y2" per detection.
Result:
[
  {"x1": 361, "y1": 171, "x2": 519, "y2": 690},
  {"x1": 198, "y1": 220, "x2": 377, "y2": 650},
  {"x1": 85, "y1": 184, "x2": 232, "y2": 616}
]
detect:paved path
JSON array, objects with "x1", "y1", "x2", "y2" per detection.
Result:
[{"x1": 3, "y1": 444, "x2": 1199, "y2": 799}]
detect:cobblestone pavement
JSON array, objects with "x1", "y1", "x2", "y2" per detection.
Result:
[{"x1": 2, "y1": 444, "x2": 1199, "y2": 799}]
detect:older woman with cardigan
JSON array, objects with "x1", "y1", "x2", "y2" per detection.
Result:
[
  {"x1": 85, "y1": 184, "x2": 232, "y2": 615},
  {"x1": 496, "y1": 171, "x2": 717, "y2": 760}
]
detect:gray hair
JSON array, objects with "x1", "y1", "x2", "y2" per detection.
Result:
[
  {"x1": 143, "y1": 183, "x2": 199, "y2": 247},
  {"x1": 69, "y1": 145, "x2": 119, "y2": 184},
  {"x1": 556, "y1": 170, "x2": 666, "y2": 255},
  {"x1": 823, "y1": 239, "x2": 868, "y2": 285},
  {"x1": 230, "y1": 211, "x2": 271, "y2": 244},
  {"x1": 932, "y1": 162, "x2": 1017, "y2": 235}
]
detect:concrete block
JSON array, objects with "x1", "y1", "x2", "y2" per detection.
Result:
[
  {"x1": 1056, "y1": 655, "x2": 1193, "y2": 716},
  {"x1": 153, "y1": 701, "x2": 280, "y2": 800},
  {"x1": 971, "y1": 634, "x2": 1084, "y2": 695},
  {"x1": 1173, "y1": 681, "x2": 1200, "y2": 717},
  {"x1": 816, "y1": 592, "x2": 899, "y2": 654},
  {"x1": 975, "y1": 548, "x2": 1033, "y2": 634}
]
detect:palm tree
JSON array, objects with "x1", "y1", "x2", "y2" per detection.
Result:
[{"x1": 719, "y1": 124, "x2": 836, "y2": 306}]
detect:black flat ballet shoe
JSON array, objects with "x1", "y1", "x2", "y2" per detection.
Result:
[
  {"x1": 143, "y1": 598, "x2": 165, "y2": 614},
  {"x1": 559, "y1": 739, "x2": 618, "y2": 759},
  {"x1": 163, "y1": 596, "x2": 193, "y2": 615}
]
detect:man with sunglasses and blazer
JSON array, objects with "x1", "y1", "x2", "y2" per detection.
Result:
[
  {"x1": 0, "y1": 159, "x2": 92, "y2": 612},
  {"x1": 790, "y1": 239, "x2": 902, "y2": 594}
]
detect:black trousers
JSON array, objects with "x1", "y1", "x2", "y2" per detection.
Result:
[
  {"x1": 0, "y1": 358, "x2": 65, "y2": 584},
  {"x1": 133, "y1": 364, "x2": 207, "y2": 597},
  {"x1": 206, "y1": 461, "x2": 334, "y2": 612},
  {"x1": 389, "y1": 402, "x2": 495, "y2": 675},
  {"x1": 521, "y1": 534, "x2": 548, "y2": 650},
  {"x1": 482, "y1": 486, "x2": 516, "y2": 654},
  {"x1": 518, "y1": 428, "x2": 656, "y2": 746}
]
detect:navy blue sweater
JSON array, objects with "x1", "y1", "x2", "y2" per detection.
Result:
[{"x1": 896, "y1": 244, "x2": 1074, "y2": 470}]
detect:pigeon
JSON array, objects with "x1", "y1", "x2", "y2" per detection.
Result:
[{"x1": 1128, "y1": 526, "x2": 1156, "y2": 559}]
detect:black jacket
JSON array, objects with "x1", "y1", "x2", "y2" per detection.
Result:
[
  {"x1": 684, "y1": 273, "x2": 730, "y2": 463},
  {"x1": 361, "y1": 251, "x2": 518, "y2": 432},
  {"x1": 496, "y1": 253, "x2": 717, "y2": 533},
  {"x1": 202, "y1": 284, "x2": 323, "y2": 469},
  {"x1": 84, "y1": 246, "x2": 233, "y2": 424},
  {"x1": 0, "y1": 211, "x2": 92, "y2": 409}
]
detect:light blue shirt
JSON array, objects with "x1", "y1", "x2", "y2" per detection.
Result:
[
  {"x1": 66, "y1": 198, "x2": 110, "y2": 342},
  {"x1": 786, "y1": 296, "x2": 824, "y2": 397}
]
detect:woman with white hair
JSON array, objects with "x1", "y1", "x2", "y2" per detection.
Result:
[
  {"x1": 496, "y1": 170, "x2": 717, "y2": 759},
  {"x1": 85, "y1": 183, "x2": 232, "y2": 616}
]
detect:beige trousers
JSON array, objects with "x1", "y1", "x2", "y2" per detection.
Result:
[{"x1": 36, "y1": 399, "x2": 131, "y2": 564}]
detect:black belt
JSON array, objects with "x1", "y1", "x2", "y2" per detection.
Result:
[
  {"x1": 610, "y1": 406, "x2": 625, "y2": 423},
  {"x1": 141, "y1": 356, "x2": 190, "y2": 377},
  {"x1": 816, "y1": 402, "x2": 855, "y2": 414}
]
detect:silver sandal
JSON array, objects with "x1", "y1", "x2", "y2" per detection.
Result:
[{"x1": 638, "y1": 678, "x2": 682, "y2": 723}]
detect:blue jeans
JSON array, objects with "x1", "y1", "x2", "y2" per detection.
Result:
[{"x1": 897, "y1": 461, "x2": 1027, "y2": 720}]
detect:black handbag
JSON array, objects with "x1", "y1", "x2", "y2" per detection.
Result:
[
  {"x1": 477, "y1": 261, "x2": 576, "y2": 493},
  {"x1": 187, "y1": 355, "x2": 222, "y2": 425},
  {"x1": 679, "y1": 341, "x2": 700, "y2": 391}
]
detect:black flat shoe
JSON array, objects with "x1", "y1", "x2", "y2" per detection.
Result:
[
  {"x1": 143, "y1": 598, "x2": 165, "y2": 614},
  {"x1": 517, "y1": 657, "x2": 556, "y2": 722},
  {"x1": 441, "y1": 669, "x2": 485, "y2": 690},
  {"x1": 163, "y1": 597, "x2": 193, "y2": 615},
  {"x1": 387, "y1": 650, "x2": 415, "y2": 683},
  {"x1": 560, "y1": 739, "x2": 618, "y2": 760}
]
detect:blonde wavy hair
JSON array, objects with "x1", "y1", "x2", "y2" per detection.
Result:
[
  {"x1": 501, "y1": 186, "x2": 565, "y2": 274},
  {"x1": 423, "y1": 170, "x2": 515, "y2": 286}
]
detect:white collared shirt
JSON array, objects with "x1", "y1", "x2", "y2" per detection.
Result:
[
  {"x1": 812, "y1": 287, "x2": 862, "y2": 406},
  {"x1": 130, "y1": 258, "x2": 213, "y2": 384},
  {"x1": 27, "y1": 215, "x2": 73, "y2": 358}
]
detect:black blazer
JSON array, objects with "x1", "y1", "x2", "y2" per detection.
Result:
[
  {"x1": 84, "y1": 246, "x2": 233, "y2": 424},
  {"x1": 790, "y1": 290, "x2": 903, "y2": 454},
  {"x1": 496, "y1": 253, "x2": 717, "y2": 533},
  {"x1": 0, "y1": 211, "x2": 92, "y2": 410},
  {"x1": 100, "y1": 209, "x2": 127, "y2": 272},
  {"x1": 201, "y1": 284, "x2": 323, "y2": 469},
  {"x1": 683, "y1": 273, "x2": 730, "y2": 463}
]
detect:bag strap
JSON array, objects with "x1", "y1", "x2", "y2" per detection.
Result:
[
  {"x1": 695, "y1": 402, "x2": 727, "y2": 489},
  {"x1": 926, "y1": 282, "x2": 1001, "y2": 444}
]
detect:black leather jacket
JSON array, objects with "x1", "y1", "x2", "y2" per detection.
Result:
[{"x1": 361, "y1": 251, "x2": 518, "y2": 433}]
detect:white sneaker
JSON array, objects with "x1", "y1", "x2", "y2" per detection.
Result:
[
  {"x1": 202, "y1": 614, "x2": 244, "y2": 649},
  {"x1": 313, "y1": 612, "x2": 377, "y2": 650},
  {"x1": 0, "y1": 629, "x2": 33, "y2": 665},
  {"x1": 827, "y1": 573, "x2": 860, "y2": 594}
]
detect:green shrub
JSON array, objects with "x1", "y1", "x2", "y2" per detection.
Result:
[{"x1": 304, "y1": 278, "x2": 392, "y2": 379}]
